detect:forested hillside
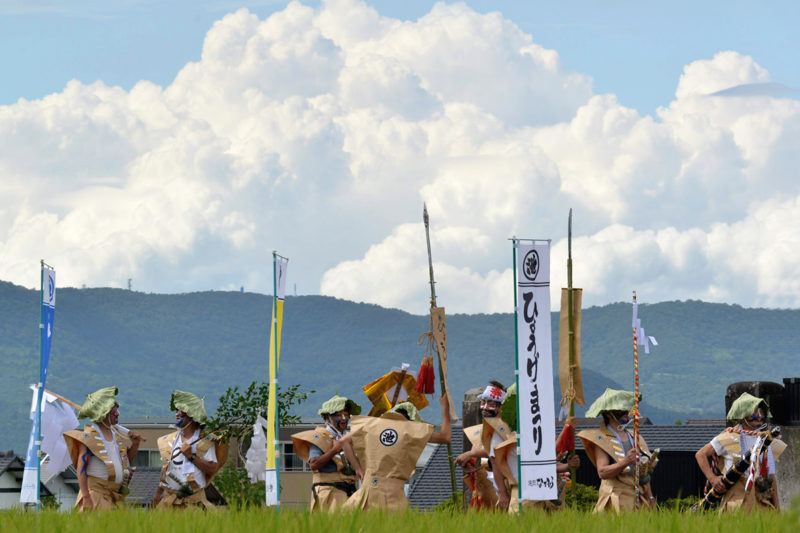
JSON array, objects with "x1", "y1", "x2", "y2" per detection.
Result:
[{"x1": 2, "y1": 280, "x2": 797, "y2": 453}]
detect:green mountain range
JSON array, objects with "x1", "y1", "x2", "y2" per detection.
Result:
[{"x1": 2, "y1": 280, "x2": 797, "y2": 454}]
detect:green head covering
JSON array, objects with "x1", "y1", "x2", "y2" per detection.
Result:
[
  {"x1": 585, "y1": 388, "x2": 636, "y2": 418},
  {"x1": 727, "y1": 392, "x2": 771, "y2": 422},
  {"x1": 170, "y1": 390, "x2": 209, "y2": 424},
  {"x1": 500, "y1": 383, "x2": 517, "y2": 432},
  {"x1": 78, "y1": 386, "x2": 119, "y2": 423},
  {"x1": 318, "y1": 395, "x2": 362, "y2": 417},
  {"x1": 389, "y1": 402, "x2": 423, "y2": 422}
]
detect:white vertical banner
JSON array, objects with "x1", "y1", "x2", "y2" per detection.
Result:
[{"x1": 515, "y1": 241, "x2": 557, "y2": 501}]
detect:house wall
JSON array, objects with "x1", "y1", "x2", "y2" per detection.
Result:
[
  {"x1": 44, "y1": 475, "x2": 78, "y2": 510},
  {"x1": 280, "y1": 471, "x2": 312, "y2": 510},
  {"x1": 0, "y1": 471, "x2": 21, "y2": 509}
]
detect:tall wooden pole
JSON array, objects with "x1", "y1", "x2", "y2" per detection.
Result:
[
  {"x1": 423, "y1": 204, "x2": 458, "y2": 498},
  {"x1": 566, "y1": 209, "x2": 578, "y2": 488}
]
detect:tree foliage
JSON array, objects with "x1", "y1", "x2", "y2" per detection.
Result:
[
  {"x1": 563, "y1": 482, "x2": 600, "y2": 511},
  {"x1": 207, "y1": 381, "x2": 314, "y2": 460},
  {"x1": 208, "y1": 381, "x2": 312, "y2": 507}
]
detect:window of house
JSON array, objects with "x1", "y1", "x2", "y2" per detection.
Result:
[
  {"x1": 280, "y1": 441, "x2": 309, "y2": 472},
  {"x1": 131, "y1": 450, "x2": 162, "y2": 467}
]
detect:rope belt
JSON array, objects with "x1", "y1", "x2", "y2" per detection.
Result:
[{"x1": 311, "y1": 481, "x2": 357, "y2": 504}]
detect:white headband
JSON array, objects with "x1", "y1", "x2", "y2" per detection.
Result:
[{"x1": 478, "y1": 386, "x2": 506, "y2": 403}]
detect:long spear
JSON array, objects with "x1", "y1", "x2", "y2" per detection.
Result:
[
  {"x1": 556, "y1": 210, "x2": 583, "y2": 490},
  {"x1": 567, "y1": 210, "x2": 576, "y2": 421},
  {"x1": 423, "y1": 204, "x2": 458, "y2": 498},
  {"x1": 566, "y1": 209, "x2": 578, "y2": 484}
]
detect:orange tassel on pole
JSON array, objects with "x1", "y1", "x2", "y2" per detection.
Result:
[
  {"x1": 556, "y1": 419, "x2": 576, "y2": 454},
  {"x1": 414, "y1": 356, "x2": 436, "y2": 394}
]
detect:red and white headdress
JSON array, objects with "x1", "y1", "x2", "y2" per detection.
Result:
[{"x1": 478, "y1": 385, "x2": 506, "y2": 403}]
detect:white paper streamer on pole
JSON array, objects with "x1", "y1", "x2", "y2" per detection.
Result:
[
  {"x1": 245, "y1": 416, "x2": 268, "y2": 483},
  {"x1": 632, "y1": 301, "x2": 658, "y2": 354},
  {"x1": 514, "y1": 241, "x2": 557, "y2": 501}
]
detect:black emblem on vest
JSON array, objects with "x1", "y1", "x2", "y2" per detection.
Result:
[{"x1": 379, "y1": 429, "x2": 398, "y2": 446}]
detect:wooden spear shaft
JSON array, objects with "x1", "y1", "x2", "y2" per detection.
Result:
[
  {"x1": 567, "y1": 209, "x2": 578, "y2": 485},
  {"x1": 423, "y1": 204, "x2": 458, "y2": 499}
]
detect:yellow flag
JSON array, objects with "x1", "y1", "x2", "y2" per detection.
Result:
[
  {"x1": 266, "y1": 255, "x2": 288, "y2": 506},
  {"x1": 363, "y1": 369, "x2": 429, "y2": 417}
]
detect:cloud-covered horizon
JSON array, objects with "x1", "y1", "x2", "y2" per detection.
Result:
[{"x1": 2, "y1": 0, "x2": 799, "y2": 314}]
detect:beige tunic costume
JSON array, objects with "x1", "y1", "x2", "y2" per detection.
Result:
[
  {"x1": 462, "y1": 424, "x2": 499, "y2": 509},
  {"x1": 292, "y1": 426, "x2": 360, "y2": 511},
  {"x1": 710, "y1": 430, "x2": 786, "y2": 512},
  {"x1": 578, "y1": 424, "x2": 652, "y2": 512},
  {"x1": 479, "y1": 417, "x2": 518, "y2": 512},
  {"x1": 156, "y1": 431, "x2": 226, "y2": 509},
  {"x1": 64, "y1": 425, "x2": 130, "y2": 510},
  {"x1": 342, "y1": 413, "x2": 433, "y2": 511}
]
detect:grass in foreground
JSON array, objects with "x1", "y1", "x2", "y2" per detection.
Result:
[{"x1": 1, "y1": 507, "x2": 799, "y2": 533}]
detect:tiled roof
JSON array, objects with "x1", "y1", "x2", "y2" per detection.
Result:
[
  {"x1": 407, "y1": 426, "x2": 465, "y2": 511},
  {"x1": 561, "y1": 423, "x2": 726, "y2": 452},
  {"x1": 126, "y1": 467, "x2": 161, "y2": 505},
  {"x1": 0, "y1": 450, "x2": 17, "y2": 476},
  {"x1": 0, "y1": 450, "x2": 53, "y2": 497}
]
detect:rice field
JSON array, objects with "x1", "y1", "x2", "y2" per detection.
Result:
[{"x1": 2, "y1": 507, "x2": 799, "y2": 533}]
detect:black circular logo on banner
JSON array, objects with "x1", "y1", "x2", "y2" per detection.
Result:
[
  {"x1": 379, "y1": 429, "x2": 398, "y2": 446},
  {"x1": 522, "y1": 249, "x2": 540, "y2": 281}
]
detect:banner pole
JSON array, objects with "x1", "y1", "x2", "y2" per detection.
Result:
[
  {"x1": 35, "y1": 261, "x2": 46, "y2": 509},
  {"x1": 511, "y1": 239, "x2": 522, "y2": 513},
  {"x1": 272, "y1": 251, "x2": 281, "y2": 510}
]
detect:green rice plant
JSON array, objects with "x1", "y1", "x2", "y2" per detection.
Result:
[{"x1": 1, "y1": 505, "x2": 799, "y2": 533}]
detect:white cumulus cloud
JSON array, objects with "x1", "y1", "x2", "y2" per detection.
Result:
[{"x1": 1, "y1": 1, "x2": 799, "y2": 314}]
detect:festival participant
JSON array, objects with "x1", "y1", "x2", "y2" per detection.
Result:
[
  {"x1": 291, "y1": 395, "x2": 364, "y2": 511},
  {"x1": 455, "y1": 381, "x2": 508, "y2": 509},
  {"x1": 577, "y1": 388, "x2": 655, "y2": 512},
  {"x1": 485, "y1": 384, "x2": 580, "y2": 512},
  {"x1": 152, "y1": 390, "x2": 227, "y2": 509},
  {"x1": 342, "y1": 395, "x2": 451, "y2": 511},
  {"x1": 63, "y1": 386, "x2": 142, "y2": 510},
  {"x1": 695, "y1": 392, "x2": 786, "y2": 512}
]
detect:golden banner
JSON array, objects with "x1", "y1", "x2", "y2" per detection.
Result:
[{"x1": 558, "y1": 288, "x2": 584, "y2": 407}]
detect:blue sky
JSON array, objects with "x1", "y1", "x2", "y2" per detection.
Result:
[
  {"x1": 1, "y1": 0, "x2": 799, "y2": 313},
  {"x1": 3, "y1": 1, "x2": 797, "y2": 114}
]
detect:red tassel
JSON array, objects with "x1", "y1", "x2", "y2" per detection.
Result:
[
  {"x1": 556, "y1": 422, "x2": 576, "y2": 454},
  {"x1": 425, "y1": 356, "x2": 436, "y2": 394},
  {"x1": 414, "y1": 356, "x2": 436, "y2": 394},
  {"x1": 414, "y1": 357, "x2": 429, "y2": 394}
]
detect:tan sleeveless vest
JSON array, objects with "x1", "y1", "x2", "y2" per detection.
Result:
[
  {"x1": 290, "y1": 426, "x2": 358, "y2": 484},
  {"x1": 64, "y1": 425, "x2": 129, "y2": 482},
  {"x1": 157, "y1": 430, "x2": 225, "y2": 491},
  {"x1": 464, "y1": 424, "x2": 484, "y2": 451},
  {"x1": 480, "y1": 417, "x2": 513, "y2": 455},
  {"x1": 577, "y1": 424, "x2": 651, "y2": 485},
  {"x1": 713, "y1": 429, "x2": 787, "y2": 472}
]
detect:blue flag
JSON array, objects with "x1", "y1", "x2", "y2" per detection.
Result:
[
  {"x1": 20, "y1": 265, "x2": 56, "y2": 504},
  {"x1": 40, "y1": 267, "x2": 56, "y2": 387}
]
